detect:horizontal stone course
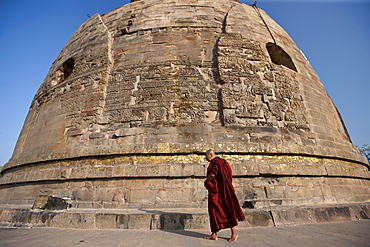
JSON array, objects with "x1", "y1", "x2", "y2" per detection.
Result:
[
  {"x1": 1, "y1": 154, "x2": 369, "y2": 185},
  {"x1": 1, "y1": 174, "x2": 369, "y2": 211},
  {"x1": 1, "y1": 203, "x2": 368, "y2": 230}
]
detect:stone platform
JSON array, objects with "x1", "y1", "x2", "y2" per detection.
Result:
[
  {"x1": 2, "y1": 220, "x2": 370, "y2": 247},
  {"x1": 1, "y1": 203, "x2": 369, "y2": 230}
]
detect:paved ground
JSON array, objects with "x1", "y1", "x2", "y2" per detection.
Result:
[{"x1": 0, "y1": 220, "x2": 369, "y2": 247}]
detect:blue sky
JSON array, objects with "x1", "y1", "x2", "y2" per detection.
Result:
[{"x1": 0, "y1": 0, "x2": 369, "y2": 166}]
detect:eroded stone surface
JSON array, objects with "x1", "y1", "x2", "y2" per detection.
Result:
[{"x1": 0, "y1": 0, "x2": 368, "y2": 211}]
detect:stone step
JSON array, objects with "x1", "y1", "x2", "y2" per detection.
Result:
[{"x1": 0, "y1": 203, "x2": 369, "y2": 230}]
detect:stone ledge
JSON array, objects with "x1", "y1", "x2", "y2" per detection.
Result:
[
  {"x1": 1, "y1": 154, "x2": 368, "y2": 185},
  {"x1": 0, "y1": 203, "x2": 368, "y2": 230}
]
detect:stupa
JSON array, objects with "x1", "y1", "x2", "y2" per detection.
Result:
[{"x1": 1, "y1": 0, "x2": 369, "y2": 228}]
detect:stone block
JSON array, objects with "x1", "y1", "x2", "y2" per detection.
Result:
[
  {"x1": 71, "y1": 187, "x2": 94, "y2": 201},
  {"x1": 348, "y1": 205, "x2": 370, "y2": 220},
  {"x1": 265, "y1": 185, "x2": 284, "y2": 199},
  {"x1": 114, "y1": 214, "x2": 130, "y2": 229},
  {"x1": 241, "y1": 163, "x2": 259, "y2": 176},
  {"x1": 240, "y1": 210, "x2": 274, "y2": 227},
  {"x1": 128, "y1": 214, "x2": 152, "y2": 229},
  {"x1": 0, "y1": 209, "x2": 18, "y2": 224},
  {"x1": 330, "y1": 185, "x2": 353, "y2": 199},
  {"x1": 163, "y1": 178, "x2": 193, "y2": 189},
  {"x1": 126, "y1": 179, "x2": 163, "y2": 189},
  {"x1": 95, "y1": 187, "x2": 122, "y2": 202},
  {"x1": 325, "y1": 164, "x2": 345, "y2": 176},
  {"x1": 191, "y1": 188, "x2": 208, "y2": 202},
  {"x1": 129, "y1": 189, "x2": 156, "y2": 204},
  {"x1": 312, "y1": 207, "x2": 351, "y2": 223},
  {"x1": 271, "y1": 209, "x2": 314, "y2": 226},
  {"x1": 318, "y1": 184, "x2": 334, "y2": 198},
  {"x1": 8, "y1": 209, "x2": 56, "y2": 227},
  {"x1": 86, "y1": 167, "x2": 111, "y2": 178},
  {"x1": 182, "y1": 214, "x2": 209, "y2": 230},
  {"x1": 193, "y1": 164, "x2": 206, "y2": 176},
  {"x1": 155, "y1": 213, "x2": 195, "y2": 230},
  {"x1": 50, "y1": 212, "x2": 95, "y2": 229},
  {"x1": 322, "y1": 196, "x2": 338, "y2": 204},
  {"x1": 271, "y1": 163, "x2": 298, "y2": 175},
  {"x1": 89, "y1": 132, "x2": 105, "y2": 139},
  {"x1": 95, "y1": 214, "x2": 118, "y2": 229},
  {"x1": 136, "y1": 164, "x2": 169, "y2": 177},
  {"x1": 158, "y1": 188, "x2": 192, "y2": 202},
  {"x1": 113, "y1": 165, "x2": 136, "y2": 177},
  {"x1": 283, "y1": 186, "x2": 307, "y2": 199},
  {"x1": 169, "y1": 164, "x2": 193, "y2": 176},
  {"x1": 115, "y1": 127, "x2": 146, "y2": 137},
  {"x1": 309, "y1": 164, "x2": 327, "y2": 176},
  {"x1": 259, "y1": 164, "x2": 272, "y2": 175}
]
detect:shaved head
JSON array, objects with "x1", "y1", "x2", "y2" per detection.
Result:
[{"x1": 205, "y1": 149, "x2": 216, "y2": 162}]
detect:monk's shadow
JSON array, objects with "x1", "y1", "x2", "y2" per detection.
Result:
[
  {"x1": 162, "y1": 229, "x2": 206, "y2": 239},
  {"x1": 163, "y1": 229, "x2": 234, "y2": 241},
  {"x1": 141, "y1": 209, "x2": 208, "y2": 238},
  {"x1": 141, "y1": 209, "x2": 242, "y2": 241}
]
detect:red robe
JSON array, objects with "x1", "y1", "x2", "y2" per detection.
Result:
[{"x1": 205, "y1": 157, "x2": 245, "y2": 233}]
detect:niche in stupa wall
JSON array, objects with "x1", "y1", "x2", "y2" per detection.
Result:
[
  {"x1": 36, "y1": 47, "x2": 110, "y2": 139},
  {"x1": 34, "y1": 13, "x2": 110, "y2": 107},
  {"x1": 217, "y1": 34, "x2": 309, "y2": 131},
  {"x1": 33, "y1": 48, "x2": 109, "y2": 109},
  {"x1": 266, "y1": 43, "x2": 297, "y2": 72},
  {"x1": 50, "y1": 58, "x2": 75, "y2": 86}
]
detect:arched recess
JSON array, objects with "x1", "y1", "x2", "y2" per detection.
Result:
[
  {"x1": 266, "y1": 43, "x2": 297, "y2": 72},
  {"x1": 60, "y1": 58, "x2": 75, "y2": 81},
  {"x1": 54, "y1": 58, "x2": 75, "y2": 84}
]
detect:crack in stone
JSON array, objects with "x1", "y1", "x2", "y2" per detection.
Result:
[{"x1": 97, "y1": 14, "x2": 114, "y2": 125}]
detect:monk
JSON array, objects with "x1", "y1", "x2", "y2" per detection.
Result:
[{"x1": 204, "y1": 149, "x2": 245, "y2": 242}]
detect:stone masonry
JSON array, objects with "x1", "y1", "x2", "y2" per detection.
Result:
[{"x1": 0, "y1": 0, "x2": 369, "y2": 226}]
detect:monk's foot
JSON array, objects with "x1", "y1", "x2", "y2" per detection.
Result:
[
  {"x1": 228, "y1": 234, "x2": 238, "y2": 242},
  {"x1": 204, "y1": 233, "x2": 218, "y2": 240}
]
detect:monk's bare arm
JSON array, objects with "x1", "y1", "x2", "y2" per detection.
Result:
[
  {"x1": 205, "y1": 173, "x2": 215, "y2": 182},
  {"x1": 204, "y1": 173, "x2": 215, "y2": 189}
]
